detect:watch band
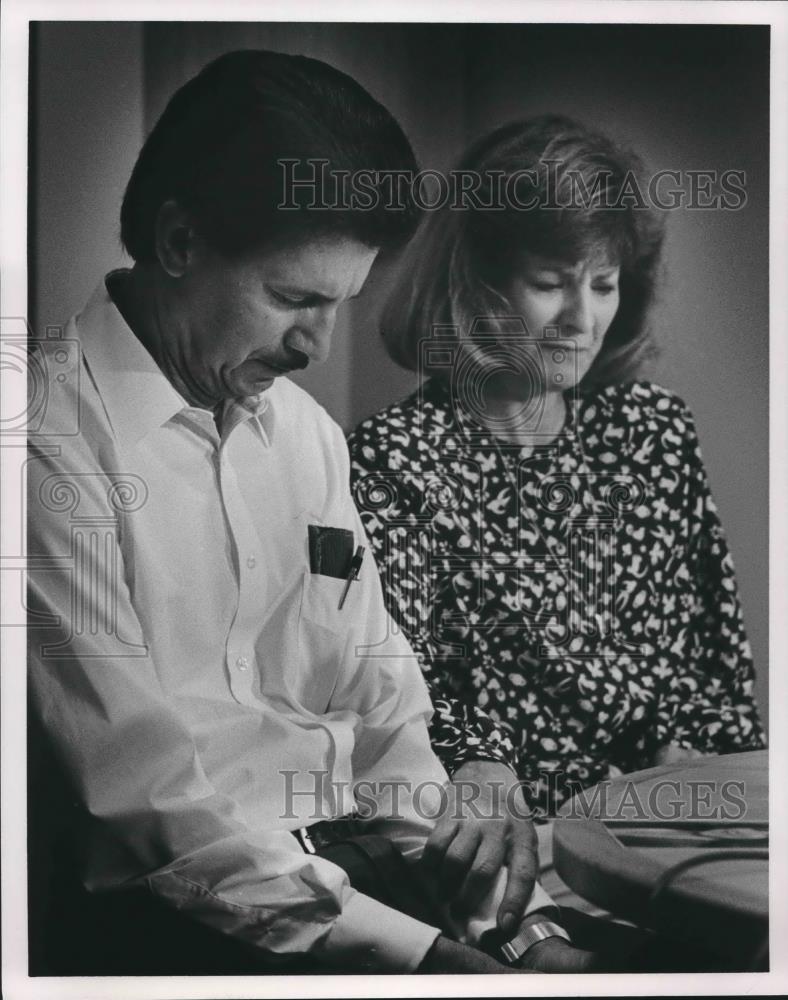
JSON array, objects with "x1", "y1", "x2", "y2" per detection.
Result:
[{"x1": 500, "y1": 920, "x2": 571, "y2": 964}]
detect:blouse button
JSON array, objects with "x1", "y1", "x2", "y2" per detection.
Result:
[
  {"x1": 246, "y1": 556, "x2": 257, "y2": 569},
  {"x1": 236, "y1": 656, "x2": 249, "y2": 671}
]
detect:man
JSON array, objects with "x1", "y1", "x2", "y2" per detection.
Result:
[{"x1": 27, "y1": 49, "x2": 593, "y2": 974}]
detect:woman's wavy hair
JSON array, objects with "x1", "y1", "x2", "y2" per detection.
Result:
[{"x1": 381, "y1": 115, "x2": 666, "y2": 389}]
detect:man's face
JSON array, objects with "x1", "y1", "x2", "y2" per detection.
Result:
[{"x1": 170, "y1": 234, "x2": 378, "y2": 404}]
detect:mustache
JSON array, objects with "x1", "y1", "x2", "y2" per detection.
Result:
[
  {"x1": 261, "y1": 350, "x2": 310, "y2": 374},
  {"x1": 284, "y1": 350, "x2": 310, "y2": 371}
]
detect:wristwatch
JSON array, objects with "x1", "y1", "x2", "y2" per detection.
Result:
[{"x1": 500, "y1": 919, "x2": 571, "y2": 964}]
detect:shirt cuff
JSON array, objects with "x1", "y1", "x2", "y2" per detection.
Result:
[
  {"x1": 448, "y1": 878, "x2": 558, "y2": 947},
  {"x1": 442, "y1": 750, "x2": 521, "y2": 785},
  {"x1": 316, "y1": 888, "x2": 441, "y2": 973}
]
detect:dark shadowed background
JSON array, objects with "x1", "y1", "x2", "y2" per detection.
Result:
[{"x1": 29, "y1": 21, "x2": 769, "y2": 720}]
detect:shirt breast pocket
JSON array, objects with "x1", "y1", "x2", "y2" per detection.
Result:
[
  {"x1": 298, "y1": 570, "x2": 365, "y2": 635},
  {"x1": 291, "y1": 571, "x2": 366, "y2": 712}
]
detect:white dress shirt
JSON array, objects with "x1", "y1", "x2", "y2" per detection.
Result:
[{"x1": 26, "y1": 273, "x2": 552, "y2": 973}]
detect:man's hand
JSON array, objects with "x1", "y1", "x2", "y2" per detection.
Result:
[
  {"x1": 421, "y1": 760, "x2": 537, "y2": 937},
  {"x1": 517, "y1": 936, "x2": 598, "y2": 973},
  {"x1": 416, "y1": 932, "x2": 598, "y2": 974},
  {"x1": 416, "y1": 935, "x2": 533, "y2": 974}
]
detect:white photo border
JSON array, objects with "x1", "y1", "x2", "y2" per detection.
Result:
[{"x1": 2, "y1": 1, "x2": 786, "y2": 997}]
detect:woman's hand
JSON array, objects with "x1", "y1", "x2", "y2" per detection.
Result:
[
  {"x1": 421, "y1": 760, "x2": 538, "y2": 937},
  {"x1": 652, "y1": 744, "x2": 707, "y2": 766}
]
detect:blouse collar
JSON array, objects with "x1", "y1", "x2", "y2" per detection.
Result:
[{"x1": 422, "y1": 376, "x2": 581, "y2": 459}]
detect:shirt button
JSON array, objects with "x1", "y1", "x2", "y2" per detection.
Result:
[
  {"x1": 236, "y1": 656, "x2": 249, "y2": 671},
  {"x1": 246, "y1": 556, "x2": 257, "y2": 569}
]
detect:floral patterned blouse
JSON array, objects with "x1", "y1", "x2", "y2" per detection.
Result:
[{"x1": 348, "y1": 378, "x2": 765, "y2": 813}]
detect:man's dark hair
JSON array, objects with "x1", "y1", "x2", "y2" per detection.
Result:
[{"x1": 120, "y1": 49, "x2": 420, "y2": 261}]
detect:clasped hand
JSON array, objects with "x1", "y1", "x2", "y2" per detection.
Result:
[{"x1": 420, "y1": 759, "x2": 537, "y2": 937}]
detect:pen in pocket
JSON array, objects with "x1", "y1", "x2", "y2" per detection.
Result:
[{"x1": 338, "y1": 545, "x2": 365, "y2": 610}]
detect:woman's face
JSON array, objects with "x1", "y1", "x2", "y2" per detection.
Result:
[{"x1": 499, "y1": 252, "x2": 621, "y2": 397}]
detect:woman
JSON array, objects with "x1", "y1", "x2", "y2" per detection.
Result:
[{"x1": 348, "y1": 116, "x2": 765, "y2": 820}]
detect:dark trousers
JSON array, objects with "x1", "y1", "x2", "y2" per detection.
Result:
[
  {"x1": 33, "y1": 835, "x2": 443, "y2": 976},
  {"x1": 32, "y1": 831, "x2": 732, "y2": 976}
]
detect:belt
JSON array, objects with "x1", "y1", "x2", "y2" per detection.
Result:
[{"x1": 294, "y1": 814, "x2": 364, "y2": 854}]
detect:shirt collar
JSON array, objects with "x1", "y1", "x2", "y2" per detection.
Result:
[
  {"x1": 216, "y1": 392, "x2": 274, "y2": 444},
  {"x1": 77, "y1": 271, "x2": 275, "y2": 449}
]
